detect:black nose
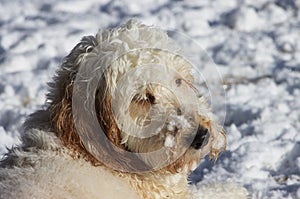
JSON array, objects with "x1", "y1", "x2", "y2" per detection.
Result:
[{"x1": 191, "y1": 126, "x2": 210, "y2": 150}]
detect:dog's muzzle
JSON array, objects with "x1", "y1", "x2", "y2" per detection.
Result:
[{"x1": 191, "y1": 126, "x2": 210, "y2": 149}]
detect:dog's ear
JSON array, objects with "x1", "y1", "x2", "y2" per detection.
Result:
[
  {"x1": 47, "y1": 36, "x2": 98, "y2": 160},
  {"x1": 47, "y1": 36, "x2": 98, "y2": 107}
]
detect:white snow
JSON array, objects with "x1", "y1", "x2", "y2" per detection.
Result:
[
  {"x1": 167, "y1": 115, "x2": 191, "y2": 132},
  {"x1": 0, "y1": 127, "x2": 19, "y2": 152},
  {"x1": 0, "y1": 0, "x2": 299, "y2": 198},
  {"x1": 164, "y1": 134, "x2": 175, "y2": 148},
  {"x1": 225, "y1": 6, "x2": 265, "y2": 32}
]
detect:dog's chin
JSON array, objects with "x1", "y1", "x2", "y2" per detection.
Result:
[
  {"x1": 164, "y1": 148, "x2": 204, "y2": 174},
  {"x1": 132, "y1": 150, "x2": 203, "y2": 174}
]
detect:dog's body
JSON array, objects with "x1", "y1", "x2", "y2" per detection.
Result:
[
  {"x1": 0, "y1": 129, "x2": 190, "y2": 199},
  {"x1": 0, "y1": 129, "x2": 139, "y2": 199},
  {"x1": 0, "y1": 20, "x2": 247, "y2": 199}
]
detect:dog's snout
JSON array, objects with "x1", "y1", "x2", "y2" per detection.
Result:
[{"x1": 191, "y1": 126, "x2": 210, "y2": 150}]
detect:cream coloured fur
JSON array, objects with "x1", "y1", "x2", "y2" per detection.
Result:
[
  {"x1": 0, "y1": 20, "x2": 248, "y2": 199},
  {"x1": 0, "y1": 129, "x2": 247, "y2": 199},
  {"x1": 0, "y1": 129, "x2": 139, "y2": 199}
]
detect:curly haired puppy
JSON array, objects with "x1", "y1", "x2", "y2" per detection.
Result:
[{"x1": 0, "y1": 20, "x2": 247, "y2": 199}]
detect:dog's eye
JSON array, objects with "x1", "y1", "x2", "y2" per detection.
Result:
[
  {"x1": 175, "y1": 79, "x2": 182, "y2": 86},
  {"x1": 86, "y1": 46, "x2": 93, "y2": 53},
  {"x1": 146, "y1": 93, "x2": 155, "y2": 104}
]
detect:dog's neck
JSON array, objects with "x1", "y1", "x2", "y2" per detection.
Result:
[{"x1": 116, "y1": 170, "x2": 190, "y2": 199}]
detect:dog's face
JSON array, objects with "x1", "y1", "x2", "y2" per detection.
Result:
[{"x1": 49, "y1": 20, "x2": 226, "y2": 174}]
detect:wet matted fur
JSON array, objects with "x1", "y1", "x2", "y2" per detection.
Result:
[{"x1": 0, "y1": 20, "x2": 248, "y2": 199}]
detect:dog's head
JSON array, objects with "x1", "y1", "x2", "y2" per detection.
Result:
[{"x1": 47, "y1": 20, "x2": 226, "y2": 173}]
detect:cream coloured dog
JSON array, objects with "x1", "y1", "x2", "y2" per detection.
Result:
[{"x1": 0, "y1": 20, "x2": 248, "y2": 199}]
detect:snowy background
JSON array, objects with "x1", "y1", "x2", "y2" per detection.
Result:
[{"x1": 0, "y1": 0, "x2": 299, "y2": 198}]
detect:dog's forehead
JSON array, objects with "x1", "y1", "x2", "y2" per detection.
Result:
[{"x1": 95, "y1": 21, "x2": 180, "y2": 53}]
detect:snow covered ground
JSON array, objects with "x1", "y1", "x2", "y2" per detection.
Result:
[{"x1": 0, "y1": 0, "x2": 299, "y2": 198}]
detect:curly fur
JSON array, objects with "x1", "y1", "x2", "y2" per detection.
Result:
[{"x1": 0, "y1": 20, "x2": 248, "y2": 199}]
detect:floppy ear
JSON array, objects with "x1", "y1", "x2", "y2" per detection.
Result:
[
  {"x1": 46, "y1": 35, "x2": 150, "y2": 171},
  {"x1": 95, "y1": 83, "x2": 124, "y2": 149},
  {"x1": 47, "y1": 36, "x2": 99, "y2": 162}
]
